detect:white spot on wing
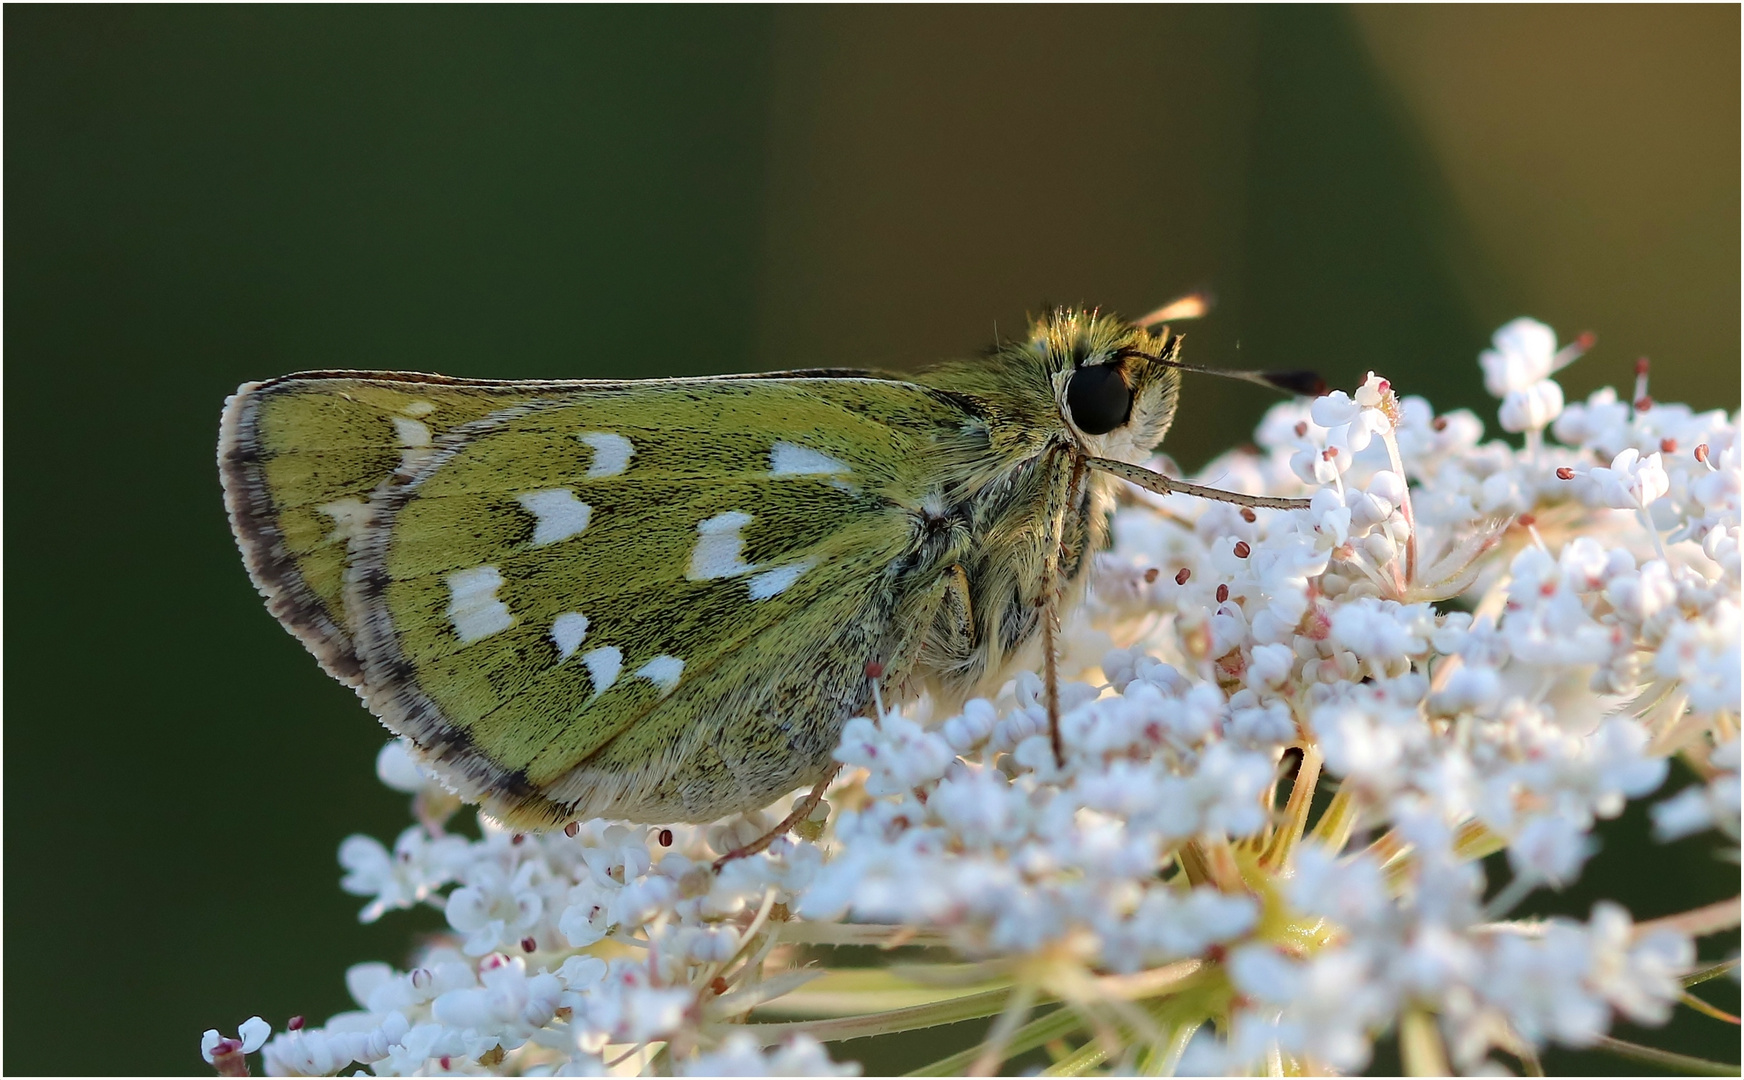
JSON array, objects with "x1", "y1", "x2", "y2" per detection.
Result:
[
  {"x1": 392, "y1": 417, "x2": 432, "y2": 447},
  {"x1": 446, "y1": 565, "x2": 513, "y2": 643},
  {"x1": 582, "y1": 647, "x2": 622, "y2": 698},
  {"x1": 393, "y1": 416, "x2": 436, "y2": 474},
  {"x1": 770, "y1": 441, "x2": 851, "y2": 476},
  {"x1": 687, "y1": 511, "x2": 755, "y2": 580},
  {"x1": 401, "y1": 400, "x2": 437, "y2": 418},
  {"x1": 551, "y1": 612, "x2": 589, "y2": 660},
  {"x1": 635, "y1": 655, "x2": 684, "y2": 694},
  {"x1": 517, "y1": 488, "x2": 594, "y2": 546},
  {"x1": 747, "y1": 560, "x2": 816, "y2": 600},
  {"x1": 580, "y1": 432, "x2": 635, "y2": 478},
  {"x1": 316, "y1": 498, "x2": 371, "y2": 543}
]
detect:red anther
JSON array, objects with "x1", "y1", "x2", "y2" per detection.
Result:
[
  {"x1": 1660, "y1": 437, "x2": 1677, "y2": 453},
  {"x1": 564, "y1": 821, "x2": 580, "y2": 838},
  {"x1": 287, "y1": 1015, "x2": 305, "y2": 1032},
  {"x1": 1216, "y1": 584, "x2": 1230, "y2": 603},
  {"x1": 511, "y1": 833, "x2": 525, "y2": 846},
  {"x1": 439, "y1": 1057, "x2": 452, "y2": 1071},
  {"x1": 1556, "y1": 467, "x2": 1575, "y2": 480},
  {"x1": 1377, "y1": 379, "x2": 1391, "y2": 393},
  {"x1": 1174, "y1": 567, "x2": 1191, "y2": 585},
  {"x1": 1322, "y1": 447, "x2": 1338, "y2": 460},
  {"x1": 1696, "y1": 443, "x2": 1711, "y2": 463},
  {"x1": 658, "y1": 828, "x2": 674, "y2": 846},
  {"x1": 1576, "y1": 331, "x2": 1597, "y2": 350},
  {"x1": 1233, "y1": 541, "x2": 1251, "y2": 558},
  {"x1": 710, "y1": 976, "x2": 731, "y2": 996},
  {"x1": 1204, "y1": 943, "x2": 1228, "y2": 963},
  {"x1": 1432, "y1": 416, "x2": 1449, "y2": 432},
  {"x1": 521, "y1": 936, "x2": 538, "y2": 953},
  {"x1": 211, "y1": 1038, "x2": 243, "y2": 1056},
  {"x1": 1294, "y1": 421, "x2": 1309, "y2": 437},
  {"x1": 864, "y1": 661, "x2": 884, "y2": 680},
  {"x1": 1540, "y1": 582, "x2": 1556, "y2": 596},
  {"x1": 1143, "y1": 567, "x2": 1160, "y2": 583},
  {"x1": 1240, "y1": 507, "x2": 1257, "y2": 523},
  {"x1": 1635, "y1": 396, "x2": 1653, "y2": 411},
  {"x1": 1635, "y1": 356, "x2": 1650, "y2": 376},
  {"x1": 1517, "y1": 514, "x2": 1536, "y2": 527}
]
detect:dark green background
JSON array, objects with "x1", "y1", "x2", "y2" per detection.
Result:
[{"x1": 6, "y1": 6, "x2": 1737, "y2": 1075}]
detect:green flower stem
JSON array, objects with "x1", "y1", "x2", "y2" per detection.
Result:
[
  {"x1": 1590, "y1": 1035, "x2": 1739, "y2": 1076},
  {"x1": 1040, "y1": 1035, "x2": 1109, "y2": 1076},
  {"x1": 1399, "y1": 1007, "x2": 1450, "y2": 1076},
  {"x1": 1682, "y1": 957, "x2": 1742, "y2": 988},
  {"x1": 1306, "y1": 785, "x2": 1359, "y2": 853},
  {"x1": 1261, "y1": 745, "x2": 1323, "y2": 868},
  {"x1": 748, "y1": 985, "x2": 1039, "y2": 1047},
  {"x1": 1679, "y1": 991, "x2": 1741, "y2": 1025},
  {"x1": 906, "y1": 1004, "x2": 1085, "y2": 1077},
  {"x1": 970, "y1": 983, "x2": 1038, "y2": 1076},
  {"x1": 1635, "y1": 896, "x2": 1741, "y2": 943}
]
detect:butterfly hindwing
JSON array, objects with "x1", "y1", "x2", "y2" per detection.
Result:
[{"x1": 219, "y1": 373, "x2": 550, "y2": 682}]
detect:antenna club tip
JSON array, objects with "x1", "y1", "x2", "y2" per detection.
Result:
[{"x1": 1264, "y1": 369, "x2": 1329, "y2": 397}]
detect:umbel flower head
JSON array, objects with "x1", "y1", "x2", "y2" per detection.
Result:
[{"x1": 211, "y1": 318, "x2": 1739, "y2": 1077}]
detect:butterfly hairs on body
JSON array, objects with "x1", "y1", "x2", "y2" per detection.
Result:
[{"x1": 218, "y1": 304, "x2": 1318, "y2": 852}]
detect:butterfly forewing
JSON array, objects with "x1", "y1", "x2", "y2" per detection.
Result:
[{"x1": 226, "y1": 372, "x2": 973, "y2": 825}]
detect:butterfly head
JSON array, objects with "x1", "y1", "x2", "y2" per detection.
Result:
[
  {"x1": 1035, "y1": 308, "x2": 1183, "y2": 466},
  {"x1": 916, "y1": 307, "x2": 1185, "y2": 476}
]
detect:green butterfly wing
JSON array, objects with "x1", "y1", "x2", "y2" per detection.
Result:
[
  {"x1": 220, "y1": 372, "x2": 547, "y2": 683},
  {"x1": 223, "y1": 372, "x2": 974, "y2": 826}
]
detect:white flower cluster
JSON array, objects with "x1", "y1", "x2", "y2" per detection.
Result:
[{"x1": 212, "y1": 319, "x2": 1738, "y2": 1076}]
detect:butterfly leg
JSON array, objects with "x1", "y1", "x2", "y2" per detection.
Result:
[
  {"x1": 1041, "y1": 454, "x2": 1090, "y2": 769},
  {"x1": 711, "y1": 763, "x2": 842, "y2": 872},
  {"x1": 917, "y1": 563, "x2": 977, "y2": 673}
]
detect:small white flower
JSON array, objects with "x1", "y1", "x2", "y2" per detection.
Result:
[
  {"x1": 1480, "y1": 317, "x2": 1558, "y2": 397},
  {"x1": 941, "y1": 698, "x2": 998, "y2": 752},
  {"x1": 201, "y1": 1016, "x2": 270, "y2": 1063},
  {"x1": 338, "y1": 826, "x2": 470, "y2": 923},
  {"x1": 375, "y1": 738, "x2": 435, "y2": 794},
  {"x1": 1508, "y1": 813, "x2": 1594, "y2": 887},
  {"x1": 833, "y1": 714, "x2": 955, "y2": 795},
  {"x1": 446, "y1": 862, "x2": 544, "y2": 955},
  {"x1": 1581, "y1": 448, "x2": 1672, "y2": 510},
  {"x1": 1499, "y1": 379, "x2": 1565, "y2": 434}
]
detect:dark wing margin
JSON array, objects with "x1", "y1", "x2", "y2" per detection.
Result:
[{"x1": 218, "y1": 377, "x2": 367, "y2": 685}]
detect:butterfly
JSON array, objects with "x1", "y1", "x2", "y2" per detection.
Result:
[{"x1": 219, "y1": 303, "x2": 1314, "y2": 846}]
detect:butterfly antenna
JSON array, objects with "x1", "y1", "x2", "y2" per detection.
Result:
[
  {"x1": 1165, "y1": 360, "x2": 1327, "y2": 397},
  {"x1": 1115, "y1": 343, "x2": 1325, "y2": 397},
  {"x1": 1086, "y1": 456, "x2": 1312, "y2": 511}
]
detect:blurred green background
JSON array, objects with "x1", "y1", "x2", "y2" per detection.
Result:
[{"x1": 6, "y1": 6, "x2": 1737, "y2": 1075}]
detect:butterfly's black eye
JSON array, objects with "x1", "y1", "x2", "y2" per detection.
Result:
[{"x1": 1065, "y1": 363, "x2": 1132, "y2": 435}]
